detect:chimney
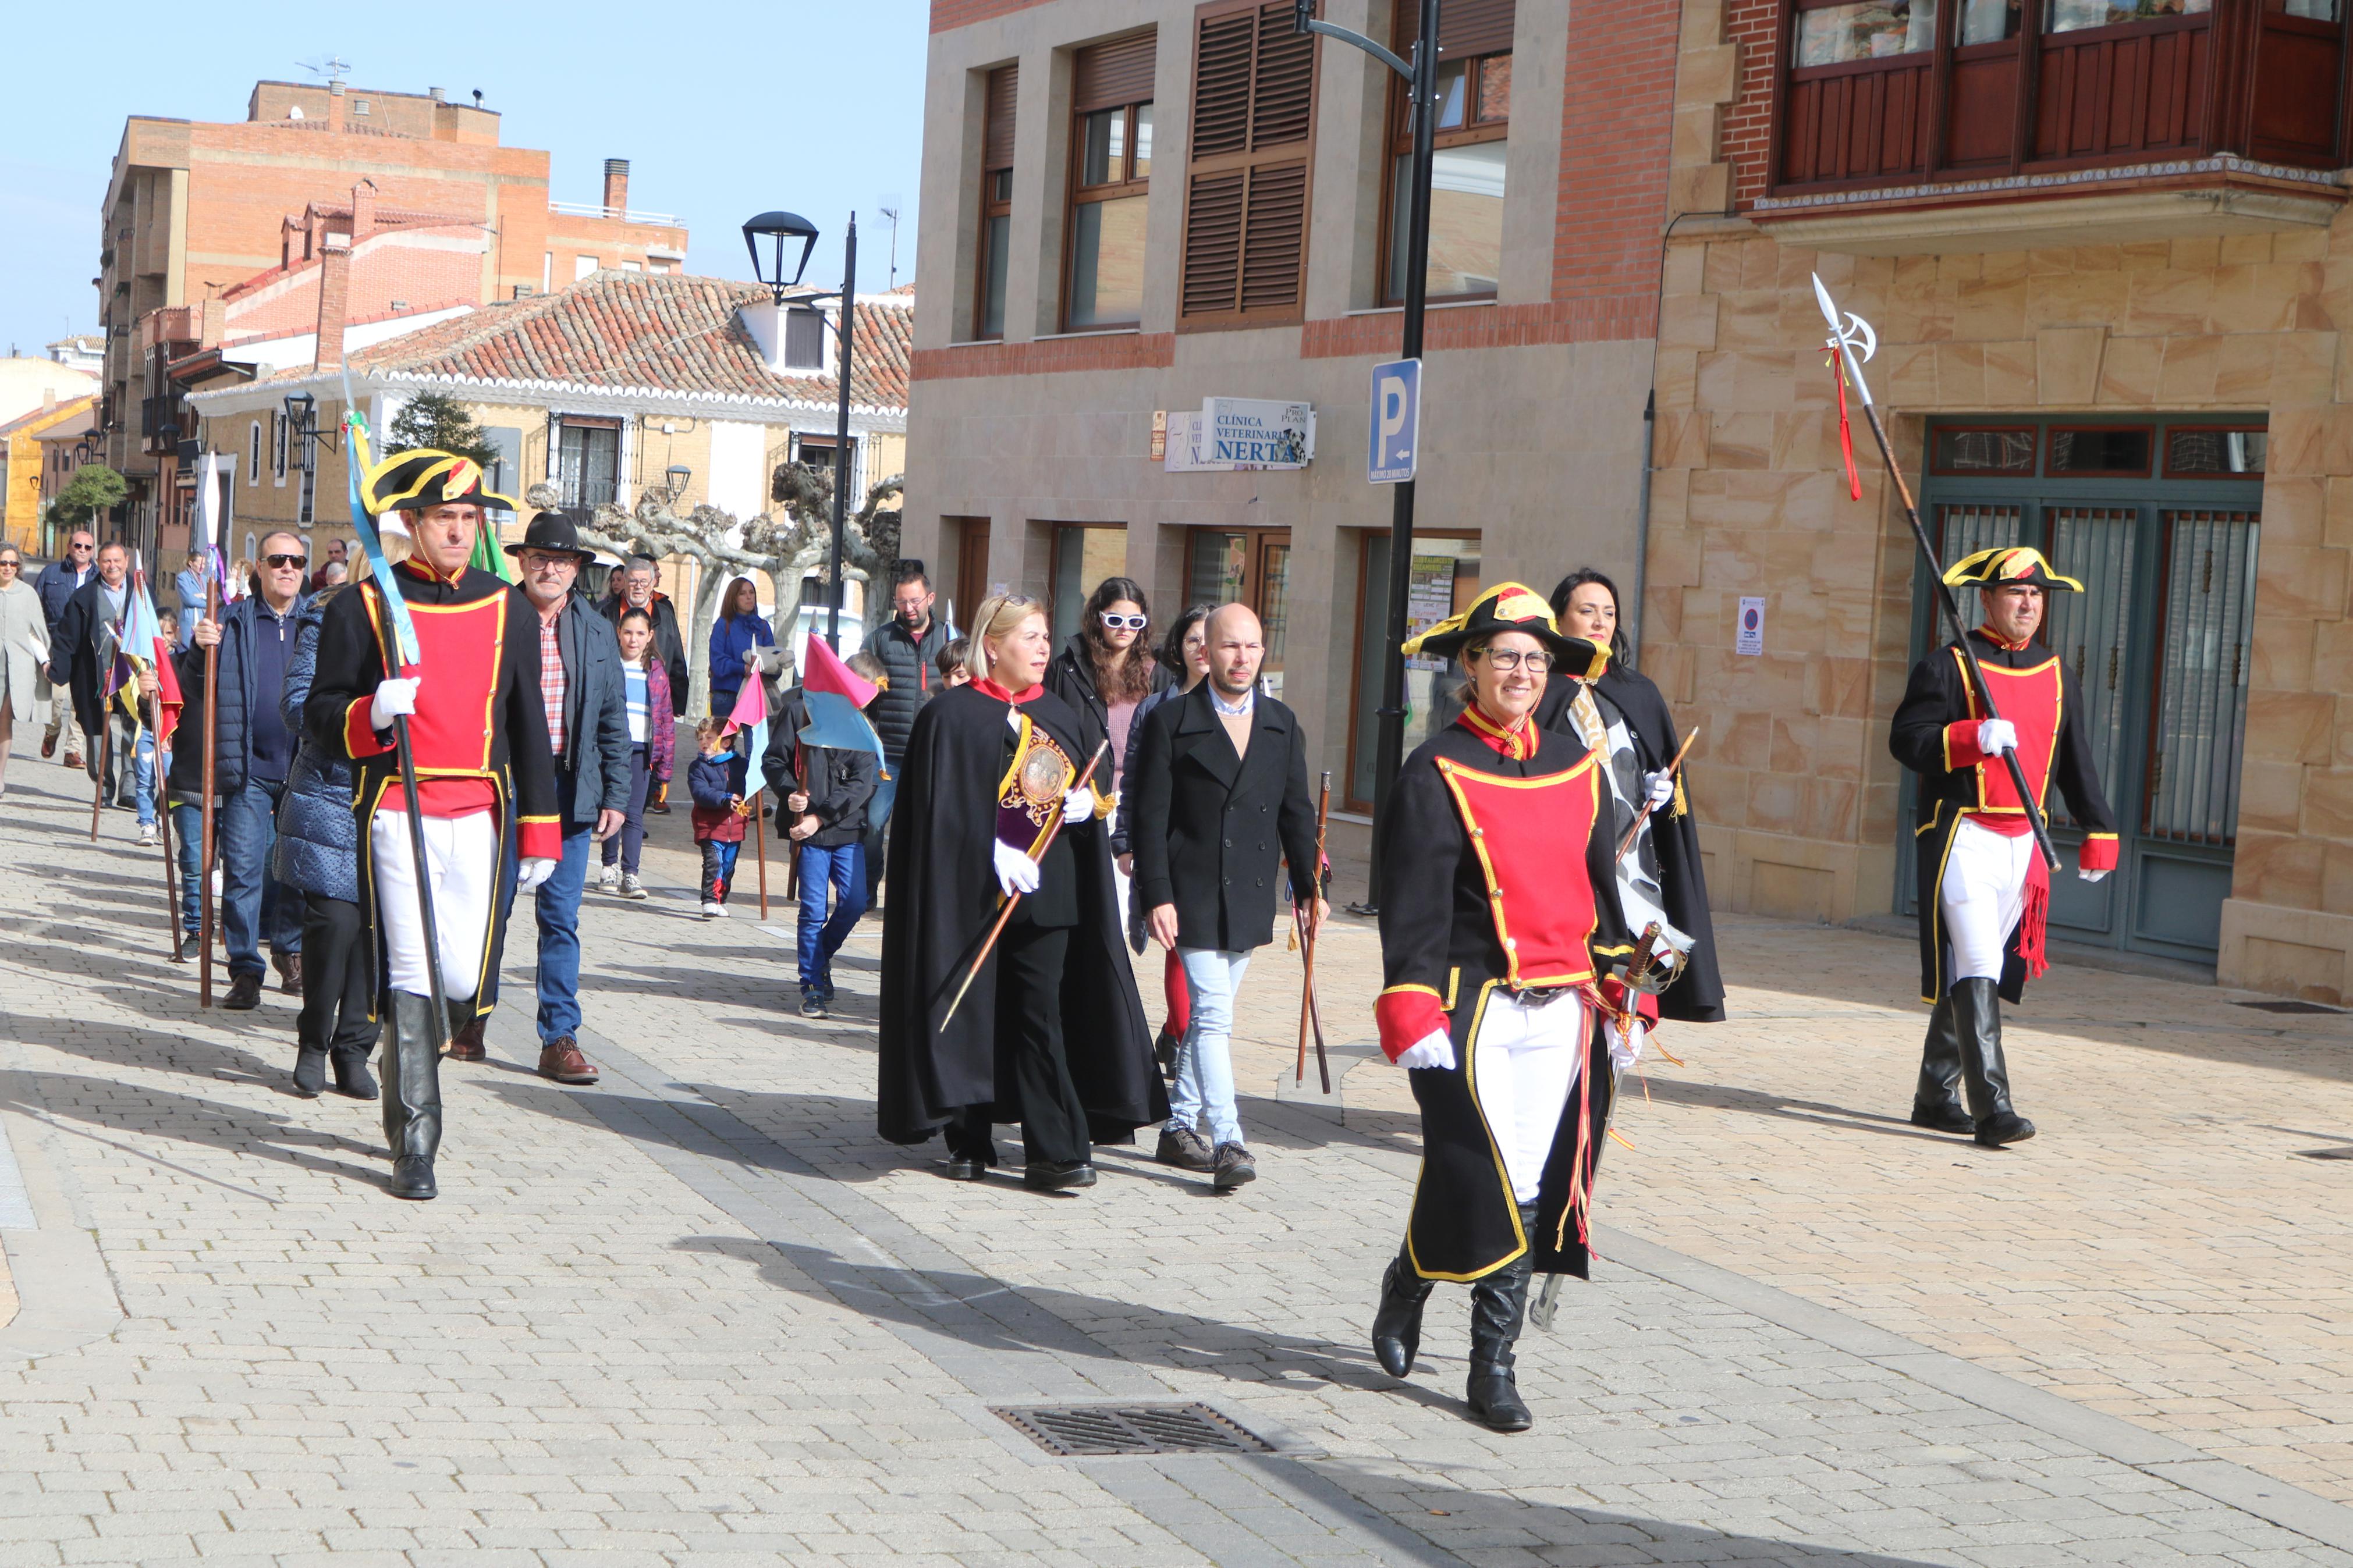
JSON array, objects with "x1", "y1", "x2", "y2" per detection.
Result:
[
  {"x1": 198, "y1": 297, "x2": 225, "y2": 350},
  {"x1": 427, "y1": 86, "x2": 445, "y2": 101},
  {"x1": 328, "y1": 80, "x2": 346, "y2": 133},
  {"x1": 314, "y1": 234, "x2": 352, "y2": 370},
  {"x1": 603, "y1": 159, "x2": 630, "y2": 219},
  {"x1": 350, "y1": 180, "x2": 378, "y2": 242}
]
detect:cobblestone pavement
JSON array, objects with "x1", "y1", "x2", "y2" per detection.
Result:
[{"x1": 3, "y1": 755, "x2": 2352, "y2": 1566}]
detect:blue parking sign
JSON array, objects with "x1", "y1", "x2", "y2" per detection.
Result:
[{"x1": 1368, "y1": 358, "x2": 1419, "y2": 484}]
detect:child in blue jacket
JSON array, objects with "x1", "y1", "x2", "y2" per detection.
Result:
[{"x1": 688, "y1": 716, "x2": 752, "y2": 918}]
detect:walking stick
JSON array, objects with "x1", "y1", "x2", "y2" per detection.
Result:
[
  {"x1": 1812, "y1": 275, "x2": 2058, "y2": 871},
  {"x1": 197, "y1": 573, "x2": 221, "y2": 1007},
  {"x1": 1615, "y1": 727, "x2": 1700, "y2": 865},
  {"x1": 940, "y1": 739, "x2": 1110, "y2": 1027},
  {"x1": 88, "y1": 708, "x2": 110, "y2": 841},
  {"x1": 1294, "y1": 771, "x2": 1332, "y2": 1091},
  {"x1": 153, "y1": 687, "x2": 183, "y2": 963}
]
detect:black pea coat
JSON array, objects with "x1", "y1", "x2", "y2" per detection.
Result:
[
  {"x1": 875, "y1": 683, "x2": 1164, "y2": 1147},
  {"x1": 1129, "y1": 683, "x2": 1322, "y2": 953}
]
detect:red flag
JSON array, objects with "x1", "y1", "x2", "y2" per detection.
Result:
[{"x1": 801, "y1": 632, "x2": 879, "y2": 709}]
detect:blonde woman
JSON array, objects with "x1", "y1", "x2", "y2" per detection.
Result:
[{"x1": 876, "y1": 592, "x2": 1163, "y2": 1192}]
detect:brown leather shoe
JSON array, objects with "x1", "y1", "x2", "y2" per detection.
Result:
[
  {"x1": 274, "y1": 952, "x2": 303, "y2": 994},
  {"x1": 222, "y1": 972, "x2": 262, "y2": 1011},
  {"x1": 446, "y1": 1016, "x2": 487, "y2": 1062},
  {"x1": 537, "y1": 1037, "x2": 599, "y2": 1085}
]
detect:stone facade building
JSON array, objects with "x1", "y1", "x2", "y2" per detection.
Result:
[{"x1": 1651, "y1": 0, "x2": 2353, "y2": 999}]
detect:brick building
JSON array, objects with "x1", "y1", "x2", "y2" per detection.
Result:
[
  {"x1": 97, "y1": 74, "x2": 687, "y2": 560},
  {"x1": 902, "y1": 0, "x2": 1684, "y2": 834},
  {"x1": 1648, "y1": 0, "x2": 2353, "y2": 999}
]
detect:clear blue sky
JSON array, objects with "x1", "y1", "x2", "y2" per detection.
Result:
[{"x1": 0, "y1": 1, "x2": 929, "y2": 358}]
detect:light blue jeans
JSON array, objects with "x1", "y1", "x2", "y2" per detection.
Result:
[{"x1": 1168, "y1": 947, "x2": 1253, "y2": 1147}]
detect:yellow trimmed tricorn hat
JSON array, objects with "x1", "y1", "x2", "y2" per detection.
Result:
[
  {"x1": 1943, "y1": 545, "x2": 2082, "y2": 593},
  {"x1": 362, "y1": 449, "x2": 518, "y2": 517},
  {"x1": 1401, "y1": 581, "x2": 1606, "y2": 677}
]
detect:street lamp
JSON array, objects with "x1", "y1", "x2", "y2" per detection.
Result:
[
  {"x1": 744, "y1": 208, "x2": 859, "y2": 653},
  {"x1": 282, "y1": 390, "x2": 337, "y2": 473},
  {"x1": 1297, "y1": 0, "x2": 1436, "y2": 914},
  {"x1": 741, "y1": 211, "x2": 819, "y2": 304},
  {"x1": 665, "y1": 463, "x2": 691, "y2": 502}
]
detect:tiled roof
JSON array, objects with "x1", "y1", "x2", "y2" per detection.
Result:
[{"x1": 353, "y1": 269, "x2": 912, "y2": 412}]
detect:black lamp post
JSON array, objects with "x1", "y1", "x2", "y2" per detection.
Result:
[
  {"x1": 743, "y1": 208, "x2": 858, "y2": 653},
  {"x1": 1296, "y1": 0, "x2": 1437, "y2": 912},
  {"x1": 665, "y1": 463, "x2": 691, "y2": 502},
  {"x1": 282, "y1": 390, "x2": 337, "y2": 474}
]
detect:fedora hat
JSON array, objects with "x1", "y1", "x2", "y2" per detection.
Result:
[{"x1": 503, "y1": 510, "x2": 597, "y2": 563}]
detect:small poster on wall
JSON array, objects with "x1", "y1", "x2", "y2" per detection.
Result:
[
  {"x1": 1406, "y1": 555, "x2": 1458, "y2": 673},
  {"x1": 1736, "y1": 596, "x2": 1766, "y2": 656}
]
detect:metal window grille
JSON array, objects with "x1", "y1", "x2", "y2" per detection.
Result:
[
  {"x1": 2145, "y1": 510, "x2": 2259, "y2": 846},
  {"x1": 2042, "y1": 508, "x2": 2136, "y2": 829}
]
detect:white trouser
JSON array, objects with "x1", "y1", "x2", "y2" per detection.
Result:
[
  {"x1": 1939, "y1": 816, "x2": 2031, "y2": 984},
  {"x1": 371, "y1": 809, "x2": 498, "y2": 1001},
  {"x1": 1471, "y1": 991, "x2": 1590, "y2": 1206}
]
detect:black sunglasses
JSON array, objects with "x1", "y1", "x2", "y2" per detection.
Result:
[
  {"x1": 68, "y1": 541, "x2": 93, "y2": 550},
  {"x1": 263, "y1": 552, "x2": 308, "y2": 569}
]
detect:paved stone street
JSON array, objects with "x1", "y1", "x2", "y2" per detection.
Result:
[{"x1": 5, "y1": 754, "x2": 2353, "y2": 1566}]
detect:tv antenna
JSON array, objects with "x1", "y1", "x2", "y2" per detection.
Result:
[
  {"x1": 298, "y1": 55, "x2": 352, "y2": 86},
  {"x1": 878, "y1": 194, "x2": 903, "y2": 289}
]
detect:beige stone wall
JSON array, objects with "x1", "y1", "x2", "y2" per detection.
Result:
[{"x1": 1644, "y1": 223, "x2": 2353, "y2": 999}]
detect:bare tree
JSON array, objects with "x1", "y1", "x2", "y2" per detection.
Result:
[{"x1": 531, "y1": 463, "x2": 903, "y2": 717}]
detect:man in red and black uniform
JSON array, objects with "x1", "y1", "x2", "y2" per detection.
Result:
[
  {"x1": 1890, "y1": 546, "x2": 2118, "y2": 1150},
  {"x1": 306, "y1": 450, "x2": 559, "y2": 1200}
]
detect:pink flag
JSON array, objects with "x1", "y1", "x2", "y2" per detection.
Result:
[{"x1": 801, "y1": 632, "x2": 879, "y2": 709}]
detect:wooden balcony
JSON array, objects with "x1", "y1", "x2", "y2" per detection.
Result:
[{"x1": 1754, "y1": 0, "x2": 2349, "y2": 254}]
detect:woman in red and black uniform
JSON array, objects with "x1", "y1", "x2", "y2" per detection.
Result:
[{"x1": 1368, "y1": 584, "x2": 1680, "y2": 1433}]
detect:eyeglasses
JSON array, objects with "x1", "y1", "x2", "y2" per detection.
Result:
[
  {"x1": 1472, "y1": 648, "x2": 1555, "y2": 673},
  {"x1": 262, "y1": 553, "x2": 308, "y2": 569},
  {"x1": 68, "y1": 541, "x2": 93, "y2": 551},
  {"x1": 1099, "y1": 611, "x2": 1149, "y2": 631}
]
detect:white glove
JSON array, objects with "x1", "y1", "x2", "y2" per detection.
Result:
[
  {"x1": 1607, "y1": 1017, "x2": 1645, "y2": 1073},
  {"x1": 371, "y1": 676, "x2": 420, "y2": 730},
  {"x1": 2079, "y1": 868, "x2": 2110, "y2": 884},
  {"x1": 992, "y1": 840, "x2": 1042, "y2": 898},
  {"x1": 1642, "y1": 770, "x2": 1675, "y2": 810},
  {"x1": 1062, "y1": 785, "x2": 1098, "y2": 824},
  {"x1": 1976, "y1": 717, "x2": 2017, "y2": 757},
  {"x1": 514, "y1": 858, "x2": 557, "y2": 894},
  {"x1": 1394, "y1": 1030, "x2": 1456, "y2": 1071}
]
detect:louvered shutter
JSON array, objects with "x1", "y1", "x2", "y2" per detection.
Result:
[
  {"x1": 1179, "y1": 0, "x2": 1317, "y2": 326},
  {"x1": 984, "y1": 65, "x2": 1019, "y2": 170},
  {"x1": 1392, "y1": 0, "x2": 1516, "y2": 59},
  {"x1": 1074, "y1": 31, "x2": 1156, "y2": 113}
]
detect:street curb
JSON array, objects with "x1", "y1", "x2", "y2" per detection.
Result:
[
  {"x1": 0, "y1": 1080, "x2": 127, "y2": 1365},
  {"x1": 1593, "y1": 1222, "x2": 2353, "y2": 1555}
]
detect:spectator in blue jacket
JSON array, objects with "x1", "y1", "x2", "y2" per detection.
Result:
[
  {"x1": 707, "y1": 576, "x2": 775, "y2": 716},
  {"x1": 31, "y1": 528, "x2": 94, "y2": 766},
  {"x1": 176, "y1": 535, "x2": 312, "y2": 1009},
  {"x1": 270, "y1": 573, "x2": 377, "y2": 1100}
]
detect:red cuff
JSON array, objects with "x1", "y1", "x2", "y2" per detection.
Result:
[
  {"x1": 1376, "y1": 986, "x2": 1447, "y2": 1063},
  {"x1": 1945, "y1": 719, "x2": 1988, "y2": 770},
  {"x1": 344, "y1": 698, "x2": 395, "y2": 759},
  {"x1": 515, "y1": 815, "x2": 560, "y2": 860},
  {"x1": 1600, "y1": 974, "x2": 1660, "y2": 1023},
  {"x1": 2079, "y1": 833, "x2": 2119, "y2": 873}
]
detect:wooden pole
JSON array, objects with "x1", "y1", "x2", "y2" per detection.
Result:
[
  {"x1": 939, "y1": 739, "x2": 1110, "y2": 1027},
  {"x1": 153, "y1": 688, "x2": 183, "y2": 963},
  {"x1": 753, "y1": 788, "x2": 769, "y2": 920},
  {"x1": 87, "y1": 707, "x2": 110, "y2": 841},
  {"x1": 197, "y1": 576, "x2": 221, "y2": 1007},
  {"x1": 1294, "y1": 771, "x2": 1331, "y2": 1090},
  {"x1": 1615, "y1": 726, "x2": 1701, "y2": 865}
]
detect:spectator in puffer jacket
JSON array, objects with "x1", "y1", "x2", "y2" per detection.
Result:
[
  {"x1": 688, "y1": 716, "x2": 752, "y2": 917},
  {"x1": 268, "y1": 573, "x2": 378, "y2": 1102},
  {"x1": 707, "y1": 577, "x2": 775, "y2": 717}
]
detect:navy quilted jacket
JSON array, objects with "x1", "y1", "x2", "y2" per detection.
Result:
[{"x1": 269, "y1": 594, "x2": 359, "y2": 903}]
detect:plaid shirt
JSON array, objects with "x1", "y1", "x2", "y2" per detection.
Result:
[{"x1": 538, "y1": 610, "x2": 566, "y2": 758}]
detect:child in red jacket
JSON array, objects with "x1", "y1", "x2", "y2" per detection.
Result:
[{"x1": 688, "y1": 716, "x2": 752, "y2": 918}]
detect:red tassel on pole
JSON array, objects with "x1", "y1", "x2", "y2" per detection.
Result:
[{"x1": 1830, "y1": 345, "x2": 1863, "y2": 501}]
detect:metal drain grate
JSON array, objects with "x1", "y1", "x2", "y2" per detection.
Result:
[
  {"x1": 994, "y1": 1402, "x2": 1277, "y2": 1457},
  {"x1": 2235, "y1": 998, "x2": 2347, "y2": 1015}
]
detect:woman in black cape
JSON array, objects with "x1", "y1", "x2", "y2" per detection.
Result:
[
  {"x1": 1535, "y1": 569, "x2": 1726, "y2": 1024},
  {"x1": 876, "y1": 592, "x2": 1165, "y2": 1191}
]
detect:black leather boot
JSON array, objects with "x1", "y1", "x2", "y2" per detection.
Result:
[
  {"x1": 1909, "y1": 993, "x2": 1972, "y2": 1134},
  {"x1": 1465, "y1": 1204, "x2": 1538, "y2": 1432},
  {"x1": 1953, "y1": 977, "x2": 2034, "y2": 1147},
  {"x1": 380, "y1": 991, "x2": 442, "y2": 1200},
  {"x1": 1371, "y1": 1246, "x2": 1435, "y2": 1378},
  {"x1": 292, "y1": 1046, "x2": 328, "y2": 1098}
]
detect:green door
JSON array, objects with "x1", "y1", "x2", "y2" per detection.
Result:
[{"x1": 1899, "y1": 418, "x2": 2263, "y2": 965}]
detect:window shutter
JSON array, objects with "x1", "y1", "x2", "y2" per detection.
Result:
[
  {"x1": 984, "y1": 65, "x2": 1019, "y2": 170},
  {"x1": 1393, "y1": 0, "x2": 1516, "y2": 60},
  {"x1": 1180, "y1": 1, "x2": 1318, "y2": 326},
  {"x1": 1074, "y1": 31, "x2": 1156, "y2": 112}
]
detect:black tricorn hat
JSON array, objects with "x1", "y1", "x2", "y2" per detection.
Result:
[
  {"x1": 362, "y1": 449, "x2": 518, "y2": 516},
  {"x1": 503, "y1": 510, "x2": 597, "y2": 563},
  {"x1": 1401, "y1": 580, "x2": 1600, "y2": 674}
]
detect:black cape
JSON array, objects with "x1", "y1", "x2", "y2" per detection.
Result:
[
  {"x1": 876, "y1": 683, "x2": 1163, "y2": 1146},
  {"x1": 1535, "y1": 665, "x2": 1726, "y2": 1022},
  {"x1": 1379, "y1": 721, "x2": 1637, "y2": 1283}
]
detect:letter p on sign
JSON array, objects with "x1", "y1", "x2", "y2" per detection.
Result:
[{"x1": 1368, "y1": 357, "x2": 1419, "y2": 485}]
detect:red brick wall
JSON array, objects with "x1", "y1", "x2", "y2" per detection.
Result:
[
  {"x1": 224, "y1": 229, "x2": 486, "y2": 339},
  {"x1": 1723, "y1": 0, "x2": 1780, "y2": 207},
  {"x1": 912, "y1": 332, "x2": 1177, "y2": 381},
  {"x1": 1551, "y1": 0, "x2": 1683, "y2": 335},
  {"x1": 931, "y1": 0, "x2": 1055, "y2": 31}
]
